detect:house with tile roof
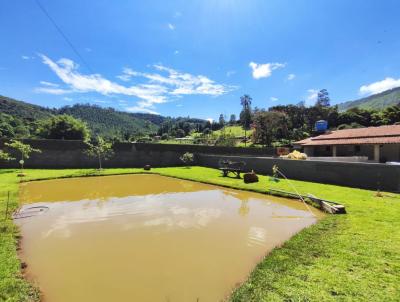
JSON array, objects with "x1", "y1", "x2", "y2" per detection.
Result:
[{"x1": 294, "y1": 125, "x2": 400, "y2": 163}]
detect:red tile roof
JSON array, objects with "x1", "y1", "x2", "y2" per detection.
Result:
[{"x1": 295, "y1": 125, "x2": 400, "y2": 146}]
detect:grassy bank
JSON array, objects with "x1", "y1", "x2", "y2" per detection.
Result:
[{"x1": 1, "y1": 167, "x2": 399, "y2": 301}]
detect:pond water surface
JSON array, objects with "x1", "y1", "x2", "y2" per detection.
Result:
[{"x1": 17, "y1": 174, "x2": 322, "y2": 302}]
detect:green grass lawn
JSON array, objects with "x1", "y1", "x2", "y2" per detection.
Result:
[
  {"x1": 1, "y1": 167, "x2": 399, "y2": 301},
  {"x1": 212, "y1": 125, "x2": 253, "y2": 137}
]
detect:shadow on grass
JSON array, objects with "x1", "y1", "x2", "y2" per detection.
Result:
[
  {"x1": 0, "y1": 169, "x2": 17, "y2": 175},
  {"x1": 217, "y1": 174, "x2": 243, "y2": 180}
]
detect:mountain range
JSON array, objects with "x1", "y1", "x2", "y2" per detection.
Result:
[
  {"x1": 1, "y1": 86, "x2": 400, "y2": 139},
  {"x1": 338, "y1": 86, "x2": 400, "y2": 111},
  {"x1": 0, "y1": 95, "x2": 210, "y2": 140},
  {"x1": 0, "y1": 95, "x2": 167, "y2": 139}
]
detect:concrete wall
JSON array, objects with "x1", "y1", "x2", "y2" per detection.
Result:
[
  {"x1": 1, "y1": 139, "x2": 399, "y2": 192},
  {"x1": 0, "y1": 139, "x2": 274, "y2": 169},
  {"x1": 381, "y1": 144, "x2": 400, "y2": 162},
  {"x1": 307, "y1": 156, "x2": 369, "y2": 163},
  {"x1": 197, "y1": 154, "x2": 400, "y2": 192}
]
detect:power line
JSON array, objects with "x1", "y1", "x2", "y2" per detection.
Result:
[{"x1": 34, "y1": 0, "x2": 94, "y2": 73}]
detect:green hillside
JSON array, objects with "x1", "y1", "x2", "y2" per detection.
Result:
[
  {"x1": 58, "y1": 104, "x2": 162, "y2": 138},
  {"x1": 210, "y1": 125, "x2": 252, "y2": 137},
  {"x1": 0, "y1": 95, "x2": 54, "y2": 120},
  {"x1": 0, "y1": 96, "x2": 163, "y2": 140},
  {"x1": 0, "y1": 95, "x2": 210, "y2": 141},
  {"x1": 338, "y1": 86, "x2": 400, "y2": 111}
]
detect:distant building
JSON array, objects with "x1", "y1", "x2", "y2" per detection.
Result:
[{"x1": 294, "y1": 125, "x2": 400, "y2": 163}]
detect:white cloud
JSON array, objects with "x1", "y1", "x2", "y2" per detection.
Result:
[
  {"x1": 174, "y1": 50, "x2": 179, "y2": 55},
  {"x1": 359, "y1": 77, "x2": 400, "y2": 96},
  {"x1": 287, "y1": 73, "x2": 296, "y2": 80},
  {"x1": 116, "y1": 67, "x2": 141, "y2": 82},
  {"x1": 22, "y1": 55, "x2": 35, "y2": 60},
  {"x1": 38, "y1": 54, "x2": 168, "y2": 107},
  {"x1": 63, "y1": 97, "x2": 73, "y2": 102},
  {"x1": 305, "y1": 89, "x2": 318, "y2": 106},
  {"x1": 249, "y1": 62, "x2": 285, "y2": 79},
  {"x1": 125, "y1": 106, "x2": 159, "y2": 115},
  {"x1": 270, "y1": 97, "x2": 278, "y2": 102},
  {"x1": 168, "y1": 23, "x2": 175, "y2": 30},
  {"x1": 34, "y1": 87, "x2": 72, "y2": 95},
  {"x1": 38, "y1": 54, "x2": 235, "y2": 113},
  {"x1": 206, "y1": 118, "x2": 214, "y2": 123},
  {"x1": 226, "y1": 70, "x2": 236, "y2": 77},
  {"x1": 40, "y1": 81, "x2": 59, "y2": 87},
  {"x1": 146, "y1": 64, "x2": 235, "y2": 96}
]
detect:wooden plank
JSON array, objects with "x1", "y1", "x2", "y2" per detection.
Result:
[
  {"x1": 307, "y1": 194, "x2": 346, "y2": 214},
  {"x1": 268, "y1": 189, "x2": 346, "y2": 214}
]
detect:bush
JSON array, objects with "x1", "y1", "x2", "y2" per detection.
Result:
[
  {"x1": 180, "y1": 152, "x2": 194, "y2": 166},
  {"x1": 175, "y1": 129, "x2": 185, "y2": 138},
  {"x1": 214, "y1": 134, "x2": 237, "y2": 147}
]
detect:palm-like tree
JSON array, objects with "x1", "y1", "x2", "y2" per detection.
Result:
[
  {"x1": 240, "y1": 94, "x2": 252, "y2": 110},
  {"x1": 240, "y1": 95, "x2": 253, "y2": 146}
]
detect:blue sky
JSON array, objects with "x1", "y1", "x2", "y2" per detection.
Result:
[{"x1": 1, "y1": 0, "x2": 400, "y2": 120}]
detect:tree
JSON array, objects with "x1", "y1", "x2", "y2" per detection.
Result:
[
  {"x1": 0, "y1": 150, "x2": 13, "y2": 161},
  {"x1": 211, "y1": 121, "x2": 222, "y2": 131},
  {"x1": 0, "y1": 122, "x2": 15, "y2": 138},
  {"x1": 240, "y1": 94, "x2": 253, "y2": 146},
  {"x1": 240, "y1": 95, "x2": 253, "y2": 128},
  {"x1": 219, "y1": 114, "x2": 225, "y2": 126},
  {"x1": 229, "y1": 114, "x2": 236, "y2": 125},
  {"x1": 316, "y1": 89, "x2": 330, "y2": 107},
  {"x1": 5, "y1": 140, "x2": 41, "y2": 173},
  {"x1": 251, "y1": 111, "x2": 289, "y2": 146},
  {"x1": 382, "y1": 104, "x2": 400, "y2": 124},
  {"x1": 37, "y1": 114, "x2": 90, "y2": 140},
  {"x1": 0, "y1": 113, "x2": 30, "y2": 138},
  {"x1": 175, "y1": 129, "x2": 186, "y2": 138},
  {"x1": 297, "y1": 100, "x2": 306, "y2": 107},
  {"x1": 85, "y1": 136, "x2": 114, "y2": 170}
]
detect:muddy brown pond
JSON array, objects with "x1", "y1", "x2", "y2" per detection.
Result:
[{"x1": 17, "y1": 174, "x2": 322, "y2": 302}]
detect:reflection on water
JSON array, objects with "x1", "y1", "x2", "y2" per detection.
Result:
[{"x1": 17, "y1": 174, "x2": 322, "y2": 302}]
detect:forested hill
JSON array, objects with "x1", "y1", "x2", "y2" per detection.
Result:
[
  {"x1": 0, "y1": 95, "x2": 167, "y2": 139},
  {"x1": 0, "y1": 95, "x2": 54, "y2": 120},
  {"x1": 0, "y1": 95, "x2": 211, "y2": 140},
  {"x1": 58, "y1": 104, "x2": 164, "y2": 138},
  {"x1": 338, "y1": 86, "x2": 400, "y2": 111}
]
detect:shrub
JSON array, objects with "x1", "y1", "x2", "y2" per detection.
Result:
[
  {"x1": 180, "y1": 152, "x2": 194, "y2": 166},
  {"x1": 214, "y1": 134, "x2": 237, "y2": 147}
]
